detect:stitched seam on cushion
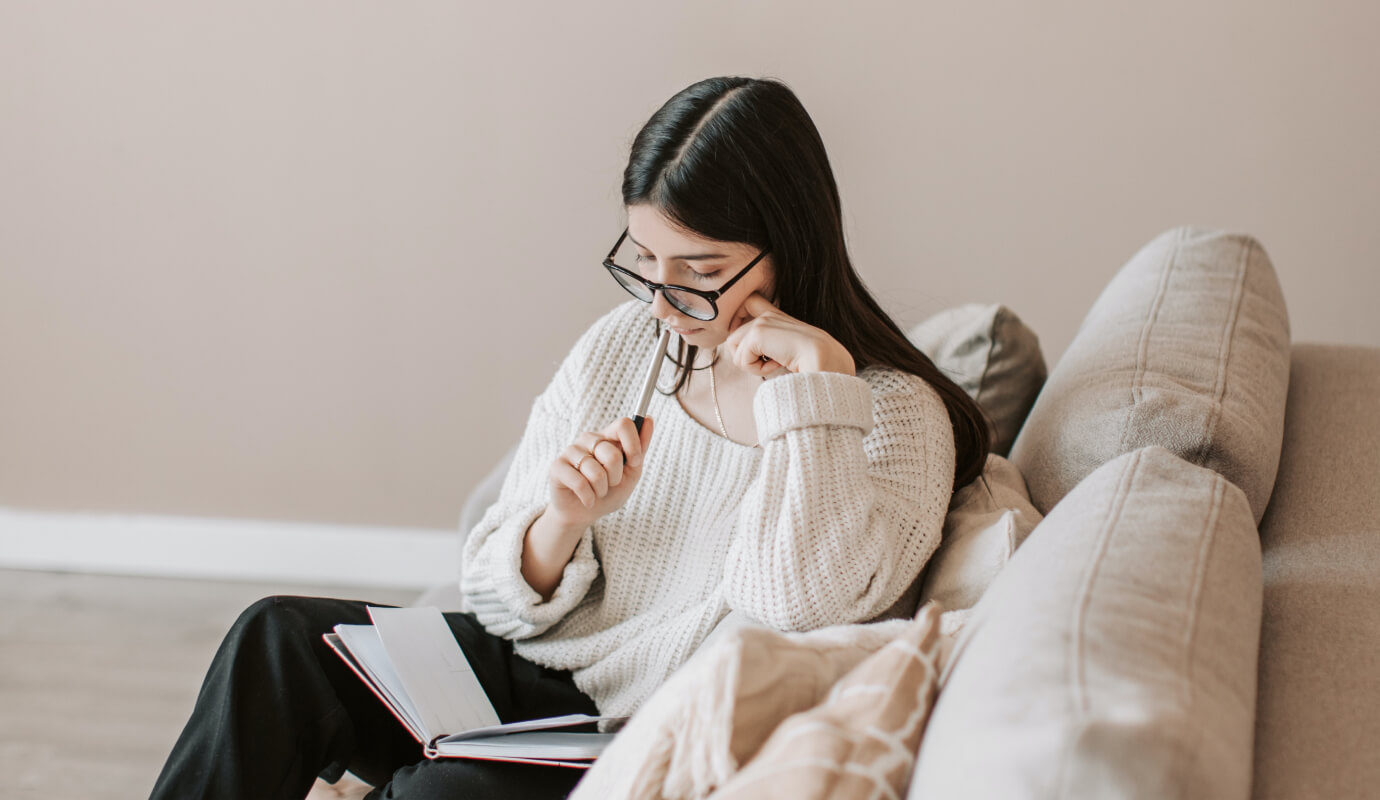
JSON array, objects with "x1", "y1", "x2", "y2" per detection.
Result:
[
  {"x1": 1181, "y1": 476, "x2": 1224, "y2": 705},
  {"x1": 1137, "y1": 229, "x2": 1181, "y2": 405},
  {"x1": 1173, "y1": 475, "x2": 1225, "y2": 799},
  {"x1": 1175, "y1": 477, "x2": 1219, "y2": 703},
  {"x1": 1071, "y1": 450, "x2": 1141, "y2": 709},
  {"x1": 1117, "y1": 229, "x2": 1182, "y2": 455},
  {"x1": 1055, "y1": 448, "x2": 1143, "y2": 798},
  {"x1": 1196, "y1": 239, "x2": 1248, "y2": 466}
]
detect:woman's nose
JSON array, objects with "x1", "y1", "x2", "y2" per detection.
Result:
[{"x1": 648, "y1": 289, "x2": 676, "y2": 320}]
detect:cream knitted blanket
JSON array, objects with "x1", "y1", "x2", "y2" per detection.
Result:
[{"x1": 570, "y1": 604, "x2": 966, "y2": 800}]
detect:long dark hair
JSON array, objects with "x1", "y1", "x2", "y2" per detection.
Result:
[{"x1": 621, "y1": 76, "x2": 989, "y2": 489}]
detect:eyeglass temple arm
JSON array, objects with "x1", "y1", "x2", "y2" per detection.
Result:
[
  {"x1": 706, "y1": 248, "x2": 772, "y2": 300},
  {"x1": 606, "y1": 228, "x2": 629, "y2": 262}
]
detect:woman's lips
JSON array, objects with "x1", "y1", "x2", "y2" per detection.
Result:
[{"x1": 670, "y1": 326, "x2": 703, "y2": 335}]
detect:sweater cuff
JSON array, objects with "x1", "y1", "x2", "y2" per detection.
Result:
[
  {"x1": 462, "y1": 505, "x2": 599, "y2": 639},
  {"x1": 753, "y1": 371, "x2": 875, "y2": 442}
]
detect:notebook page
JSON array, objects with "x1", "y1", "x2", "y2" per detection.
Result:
[
  {"x1": 367, "y1": 606, "x2": 501, "y2": 738},
  {"x1": 434, "y1": 731, "x2": 615, "y2": 760},
  {"x1": 438, "y1": 713, "x2": 625, "y2": 743},
  {"x1": 330, "y1": 625, "x2": 428, "y2": 740}
]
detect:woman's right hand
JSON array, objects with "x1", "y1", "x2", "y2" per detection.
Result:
[{"x1": 546, "y1": 416, "x2": 655, "y2": 528}]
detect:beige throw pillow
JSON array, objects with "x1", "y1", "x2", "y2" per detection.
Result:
[
  {"x1": 707, "y1": 603, "x2": 944, "y2": 800},
  {"x1": 918, "y1": 453, "x2": 1042, "y2": 612}
]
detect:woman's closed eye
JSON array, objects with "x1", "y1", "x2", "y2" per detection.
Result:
[{"x1": 635, "y1": 255, "x2": 719, "y2": 282}]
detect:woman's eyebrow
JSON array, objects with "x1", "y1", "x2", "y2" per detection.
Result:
[{"x1": 626, "y1": 232, "x2": 729, "y2": 262}]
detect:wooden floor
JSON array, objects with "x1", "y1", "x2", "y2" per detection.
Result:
[{"x1": 0, "y1": 569, "x2": 417, "y2": 800}]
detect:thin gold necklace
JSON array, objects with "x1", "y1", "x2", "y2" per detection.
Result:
[{"x1": 709, "y1": 348, "x2": 760, "y2": 448}]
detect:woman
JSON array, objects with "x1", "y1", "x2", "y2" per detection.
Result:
[{"x1": 151, "y1": 75, "x2": 988, "y2": 800}]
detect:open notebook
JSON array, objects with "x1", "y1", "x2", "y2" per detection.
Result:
[{"x1": 323, "y1": 606, "x2": 624, "y2": 768}]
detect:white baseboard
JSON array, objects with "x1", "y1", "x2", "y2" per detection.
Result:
[{"x1": 0, "y1": 507, "x2": 460, "y2": 590}]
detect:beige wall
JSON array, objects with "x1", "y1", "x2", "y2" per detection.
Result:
[{"x1": 2, "y1": 1, "x2": 1376, "y2": 531}]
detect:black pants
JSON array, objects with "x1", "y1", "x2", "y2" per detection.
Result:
[{"x1": 150, "y1": 595, "x2": 599, "y2": 800}]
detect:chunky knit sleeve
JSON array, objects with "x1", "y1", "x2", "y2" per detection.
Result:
[
  {"x1": 723, "y1": 368, "x2": 956, "y2": 631},
  {"x1": 459, "y1": 308, "x2": 628, "y2": 640}
]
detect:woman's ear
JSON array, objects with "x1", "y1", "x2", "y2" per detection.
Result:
[{"x1": 763, "y1": 261, "x2": 779, "y2": 304}]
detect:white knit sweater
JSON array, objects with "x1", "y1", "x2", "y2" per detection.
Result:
[{"x1": 460, "y1": 300, "x2": 956, "y2": 719}]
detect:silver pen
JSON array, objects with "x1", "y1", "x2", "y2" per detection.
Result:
[{"x1": 632, "y1": 329, "x2": 672, "y2": 433}]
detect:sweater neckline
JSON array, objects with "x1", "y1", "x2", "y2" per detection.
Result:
[{"x1": 670, "y1": 389, "x2": 764, "y2": 454}]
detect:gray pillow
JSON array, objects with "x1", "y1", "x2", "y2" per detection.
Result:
[
  {"x1": 1008, "y1": 227, "x2": 1291, "y2": 523},
  {"x1": 908, "y1": 303, "x2": 1047, "y2": 457},
  {"x1": 909, "y1": 446, "x2": 1263, "y2": 799}
]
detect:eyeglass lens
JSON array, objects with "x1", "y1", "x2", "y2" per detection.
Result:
[{"x1": 607, "y1": 243, "x2": 718, "y2": 320}]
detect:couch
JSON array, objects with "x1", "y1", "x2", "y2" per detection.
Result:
[{"x1": 419, "y1": 226, "x2": 1379, "y2": 798}]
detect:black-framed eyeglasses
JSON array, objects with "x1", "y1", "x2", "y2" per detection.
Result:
[{"x1": 602, "y1": 228, "x2": 770, "y2": 321}]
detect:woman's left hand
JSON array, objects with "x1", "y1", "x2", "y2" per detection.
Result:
[{"x1": 724, "y1": 293, "x2": 856, "y2": 377}]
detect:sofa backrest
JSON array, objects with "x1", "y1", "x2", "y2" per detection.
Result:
[{"x1": 1253, "y1": 343, "x2": 1380, "y2": 799}]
